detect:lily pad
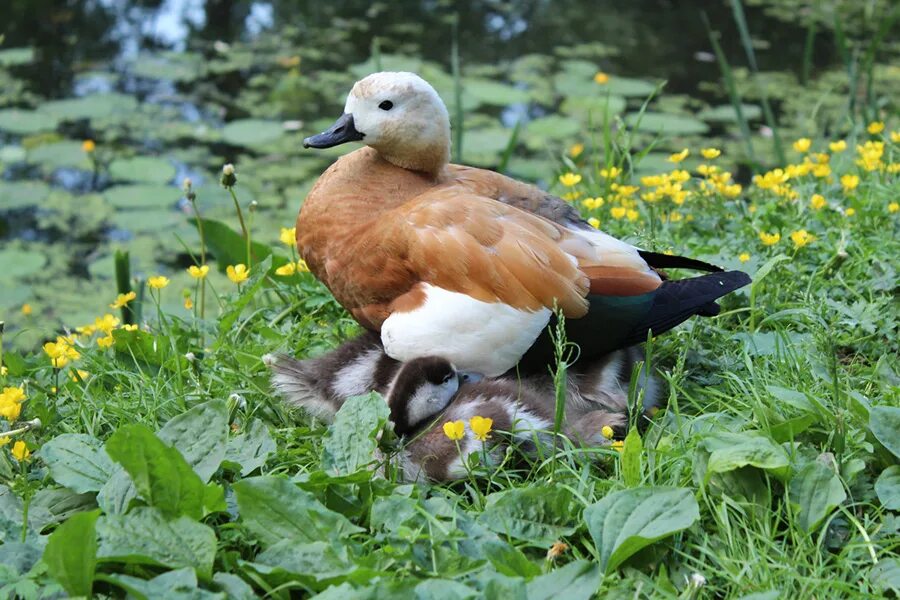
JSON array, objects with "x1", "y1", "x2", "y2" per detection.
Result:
[
  {"x1": 111, "y1": 208, "x2": 183, "y2": 232},
  {"x1": 27, "y1": 141, "x2": 92, "y2": 170},
  {"x1": 129, "y1": 52, "x2": 203, "y2": 82},
  {"x1": 698, "y1": 104, "x2": 763, "y2": 123},
  {"x1": 526, "y1": 115, "x2": 581, "y2": 140},
  {"x1": 103, "y1": 184, "x2": 180, "y2": 209},
  {"x1": 604, "y1": 76, "x2": 659, "y2": 98},
  {"x1": 40, "y1": 93, "x2": 138, "y2": 121},
  {"x1": 624, "y1": 112, "x2": 709, "y2": 135},
  {"x1": 0, "y1": 109, "x2": 60, "y2": 135},
  {"x1": 0, "y1": 145, "x2": 27, "y2": 163},
  {"x1": 109, "y1": 157, "x2": 176, "y2": 184},
  {"x1": 560, "y1": 95, "x2": 627, "y2": 120},
  {"x1": 0, "y1": 47, "x2": 34, "y2": 66},
  {"x1": 221, "y1": 119, "x2": 284, "y2": 148},
  {"x1": 0, "y1": 249, "x2": 47, "y2": 281},
  {"x1": 464, "y1": 79, "x2": 530, "y2": 106},
  {"x1": 0, "y1": 180, "x2": 51, "y2": 210}
]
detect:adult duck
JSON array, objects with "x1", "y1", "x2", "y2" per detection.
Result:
[{"x1": 297, "y1": 72, "x2": 750, "y2": 376}]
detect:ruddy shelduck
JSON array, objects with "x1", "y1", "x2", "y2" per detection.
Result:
[{"x1": 298, "y1": 72, "x2": 750, "y2": 376}]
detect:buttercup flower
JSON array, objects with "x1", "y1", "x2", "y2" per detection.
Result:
[
  {"x1": 601, "y1": 425, "x2": 614, "y2": 439},
  {"x1": 148, "y1": 276, "x2": 170, "y2": 289},
  {"x1": 11, "y1": 441, "x2": 30, "y2": 462},
  {"x1": 611, "y1": 440, "x2": 624, "y2": 452},
  {"x1": 296, "y1": 259, "x2": 310, "y2": 273},
  {"x1": 792, "y1": 138, "x2": 811, "y2": 153},
  {"x1": 275, "y1": 263, "x2": 296, "y2": 276},
  {"x1": 82, "y1": 139, "x2": 96, "y2": 153},
  {"x1": 810, "y1": 194, "x2": 826, "y2": 210},
  {"x1": 867, "y1": 121, "x2": 884, "y2": 135},
  {"x1": 110, "y1": 291, "x2": 136, "y2": 309},
  {"x1": 668, "y1": 149, "x2": 689, "y2": 163},
  {"x1": 227, "y1": 264, "x2": 249, "y2": 284},
  {"x1": 593, "y1": 71, "x2": 609, "y2": 84},
  {"x1": 280, "y1": 227, "x2": 296, "y2": 246},
  {"x1": 21, "y1": 303, "x2": 32, "y2": 315},
  {"x1": 759, "y1": 231, "x2": 781, "y2": 246},
  {"x1": 626, "y1": 209, "x2": 640, "y2": 222},
  {"x1": 95, "y1": 314, "x2": 119, "y2": 333},
  {"x1": 889, "y1": 202, "x2": 899, "y2": 213},
  {"x1": 841, "y1": 174, "x2": 859, "y2": 192},
  {"x1": 469, "y1": 416, "x2": 493, "y2": 442},
  {"x1": 121, "y1": 324, "x2": 138, "y2": 331},
  {"x1": 70, "y1": 369, "x2": 90, "y2": 382},
  {"x1": 97, "y1": 335, "x2": 115, "y2": 349},
  {"x1": 600, "y1": 166, "x2": 621, "y2": 179},
  {"x1": 443, "y1": 420, "x2": 465, "y2": 441},
  {"x1": 0, "y1": 386, "x2": 26, "y2": 421},
  {"x1": 790, "y1": 229, "x2": 815, "y2": 248},
  {"x1": 569, "y1": 143, "x2": 584, "y2": 158},
  {"x1": 700, "y1": 147, "x2": 721, "y2": 159},
  {"x1": 845, "y1": 208, "x2": 856, "y2": 217},
  {"x1": 739, "y1": 252, "x2": 751, "y2": 263},
  {"x1": 610, "y1": 206, "x2": 626, "y2": 219},
  {"x1": 187, "y1": 265, "x2": 209, "y2": 279},
  {"x1": 558, "y1": 173, "x2": 582, "y2": 187},
  {"x1": 587, "y1": 217, "x2": 600, "y2": 229},
  {"x1": 891, "y1": 131, "x2": 900, "y2": 143},
  {"x1": 184, "y1": 296, "x2": 194, "y2": 310},
  {"x1": 829, "y1": 140, "x2": 847, "y2": 153}
]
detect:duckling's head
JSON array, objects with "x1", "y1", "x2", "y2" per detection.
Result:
[
  {"x1": 388, "y1": 356, "x2": 460, "y2": 435},
  {"x1": 304, "y1": 71, "x2": 451, "y2": 175}
]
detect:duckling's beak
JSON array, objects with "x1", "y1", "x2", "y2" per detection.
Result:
[{"x1": 303, "y1": 113, "x2": 364, "y2": 149}]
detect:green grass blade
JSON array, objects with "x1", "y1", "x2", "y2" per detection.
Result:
[{"x1": 497, "y1": 119, "x2": 521, "y2": 173}]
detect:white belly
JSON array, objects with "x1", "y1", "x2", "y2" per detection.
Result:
[{"x1": 381, "y1": 283, "x2": 551, "y2": 377}]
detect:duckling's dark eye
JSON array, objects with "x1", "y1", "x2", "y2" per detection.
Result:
[
  {"x1": 441, "y1": 372, "x2": 453, "y2": 384},
  {"x1": 378, "y1": 100, "x2": 394, "y2": 111}
]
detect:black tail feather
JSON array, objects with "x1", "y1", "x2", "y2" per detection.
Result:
[
  {"x1": 638, "y1": 250, "x2": 725, "y2": 273},
  {"x1": 620, "y1": 270, "x2": 751, "y2": 346}
]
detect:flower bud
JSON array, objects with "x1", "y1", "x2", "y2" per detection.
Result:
[{"x1": 221, "y1": 163, "x2": 237, "y2": 187}]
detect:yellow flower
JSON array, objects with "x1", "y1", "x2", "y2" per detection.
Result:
[
  {"x1": 296, "y1": 259, "x2": 310, "y2": 273},
  {"x1": 587, "y1": 217, "x2": 600, "y2": 229},
  {"x1": 95, "y1": 314, "x2": 119, "y2": 333},
  {"x1": 275, "y1": 263, "x2": 296, "y2": 276},
  {"x1": 184, "y1": 296, "x2": 194, "y2": 310},
  {"x1": 442, "y1": 420, "x2": 465, "y2": 441},
  {"x1": 700, "y1": 147, "x2": 721, "y2": 159},
  {"x1": 891, "y1": 131, "x2": 900, "y2": 143},
  {"x1": 0, "y1": 437, "x2": 9, "y2": 446},
  {"x1": 21, "y1": 303, "x2": 32, "y2": 316},
  {"x1": 789, "y1": 229, "x2": 815, "y2": 248},
  {"x1": 829, "y1": 140, "x2": 847, "y2": 153},
  {"x1": 469, "y1": 416, "x2": 493, "y2": 442},
  {"x1": 867, "y1": 121, "x2": 884, "y2": 135},
  {"x1": 11, "y1": 441, "x2": 30, "y2": 462},
  {"x1": 810, "y1": 194, "x2": 826, "y2": 210},
  {"x1": 600, "y1": 166, "x2": 621, "y2": 179},
  {"x1": 82, "y1": 139, "x2": 96, "y2": 153},
  {"x1": 611, "y1": 440, "x2": 625, "y2": 453},
  {"x1": 593, "y1": 71, "x2": 609, "y2": 84},
  {"x1": 668, "y1": 148, "x2": 689, "y2": 163},
  {"x1": 792, "y1": 138, "x2": 811, "y2": 153},
  {"x1": 97, "y1": 335, "x2": 115, "y2": 349},
  {"x1": 610, "y1": 206, "x2": 627, "y2": 219},
  {"x1": 558, "y1": 172, "x2": 582, "y2": 187},
  {"x1": 625, "y1": 209, "x2": 640, "y2": 222},
  {"x1": 601, "y1": 425, "x2": 614, "y2": 439},
  {"x1": 547, "y1": 541, "x2": 569, "y2": 560},
  {"x1": 845, "y1": 208, "x2": 856, "y2": 217},
  {"x1": 569, "y1": 143, "x2": 584, "y2": 158},
  {"x1": 889, "y1": 202, "x2": 899, "y2": 213},
  {"x1": 759, "y1": 231, "x2": 781, "y2": 246},
  {"x1": 280, "y1": 227, "x2": 296, "y2": 246},
  {"x1": 43, "y1": 339, "x2": 79, "y2": 369},
  {"x1": 109, "y1": 291, "x2": 136, "y2": 309},
  {"x1": 121, "y1": 324, "x2": 138, "y2": 331},
  {"x1": 840, "y1": 174, "x2": 859, "y2": 192},
  {"x1": 0, "y1": 386, "x2": 26, "y2": 405},
  {"x1": 187, "y1": 265, "x2": 209, "y2": 279},
  {"x1": 739, "y1": 252, "x2": 751, "y2": 263},
  {"x1": 70, "y1": 369, "x2": 90, "y2": 382},
  {"x1": 227, "y1": 264, "x2": 249, "y2": 284},
  {"x1": 148, "y1": 276, "x2": 170, "y2": 289}
]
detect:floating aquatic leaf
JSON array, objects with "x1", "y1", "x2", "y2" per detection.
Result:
[
  {"x1": 698, "y1": 103, "x2": 763, "y2": 123},
  {"x1": 27, "y1": 140, "x2": 92, "y2": 170},
  {"x1": 560, "y1": 95, "x2": 627, "y2": 120},
  {"x1": 0, "y1": 248, "x2": 47, "y2": 281},
  {"x1": 109, "y1": 156, "x2": 176, "y2": 184},
  {"x1": 0, "y1": 47, "x2": 34, "y2": 66},
  {"x1": 221, "y1": 119, "x2": 284, "y2": 148},
  {"x1": 465, "y1": 78, "x2": 530, "y2": 106},
  {"x1": 0, "y1": 109, "x2": 59, "y2": 134},
  {"x1": 40, "y1": 93, "x2": 138, "y2": 121},
  {"x1": 102, "y1": 184, "x2": 179, "y2": 209},
  {"x1": 624, "y1": 112, "x2": 709, "y2": 135},
  {"x1": 0, "y1": 180, "x2": 50, "y2": 209}
]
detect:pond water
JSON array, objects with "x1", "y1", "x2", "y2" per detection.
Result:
[{"x1": 0, "y1": 0, "x2": 896, "y2": 346}]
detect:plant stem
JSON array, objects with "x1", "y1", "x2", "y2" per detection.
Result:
[
  {"x1": 227, "y1": 187, "x2": 250, "y2": 267},
  {"x1": 190, "y1": 196, "x2": 207, "y2": 320}
]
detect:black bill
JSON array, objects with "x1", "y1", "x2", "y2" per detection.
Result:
[{"x1": 303, "y1": 113, "x2": 364, "y2": 149}]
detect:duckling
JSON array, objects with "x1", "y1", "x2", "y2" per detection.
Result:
[
  {"x1": 264, "y1": 332, "x2": 467, "y2": 435},
  {"x1": 396, "y1": 346, "x2": 659, "y2": 482},
  {"x1": 297, "y1": 71, "x2": 751, "y2": 377}
]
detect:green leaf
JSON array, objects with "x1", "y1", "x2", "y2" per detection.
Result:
[
  {"x1": 100, "y1": 566, "x2": 222, "y2": 599},
  {"x1": 0, "y1": 109, "x2": 59, "y2": 134},
  {"x1": 0, "y1": 47, "x2": 35, "y2": 66},
  {"x1": 43, "y1": 509, "x2": 99, "y2": 598},
  {"x1": 875, "y1": 466, "x2": 900, "y2": 510},
  {"x1": 27, "y1": 140, "x2": 92, "y2": 170},
  {"x1": 698, "y1": 103, "x2": 763, "y2": 122},
  {"x1": 97, "y1": 507, "x2": 217, "y2": 579},
  {"x1": 702, "y1": 431, "x2": 791, "y2": 481},
  {"x1": 232, "y1": 476, "x2": 363, "y2": 548},
  {"x1": 213, "y1": 573, "x2": 256, "y2": 600},
  {"x1": 218, "y1": 255, "x2": 273, "y2": 333},
  {"x1": 109, "y1": 156, "x2": 176, "y2": 184},
  {"x1": 221, "y1": 119, "x2": 284, "y2": 148},
  {"x1": 621, "y1": 428, "x2": 643, "y2": 487},
  {"x1": 96, "y1": 467, "x2": 138, "y2": 515},
  {"x1": 253, "y1": 540, "x2": 354, "y2": 581},
  {"x1": 413, "y1": 579, "x2": 478, "y2": 599},
  {"x1": 103, "y1": 184, "x2": 180, "y2": 208},
  {"x1": 0, "y1": 180, "x2": 50, "y2": 210},
  {"x1": 40, "y1": 93, "x2": 138, "y2": 121},
  {"x1": 40, "y1": 433, "x2": 117, "y2": 493},
  {"x1": 194, "y1": 218, "x2": 282, "y2": 277},
  {"x1": 322, "y1": 392, "x2": 390, "y2": 476},
  {"x1": 870, "y1": 406, "x2": 900, "y2": 460},
  {"x1": 584, "y1": 486, "x2": 699, "y2": 573},
  {"x1": 478, "y1": 486, "x2": 576, "y2": 545},
  {"x1": 870, "y1": 558, "x2": 900, "y2": 595},
  {"x1": 525, "y1": 560, "x2": 600, "y2": 600},
  {"x1": 223, "y1": 418, "x2": 276, "y2": 476},
  {"x1": 105, "y1": 423, "x2": 206, "y2": 520},
  {"x1": 0, "y1": 248, "x2": 47, "y2": 281},
  {"x1": 28, "y1": 487, "x2": 98, "y2": 530},
  {"x1": 624, "y1": 112, "x2": 709, "y2": 135},
  {"x1": 158, "y1": 399, "x2": 228, "y2": 482},
  {"x1": 789, "y1": 461, "x2": 846, "y2": 532},
  {"x1": 482, "y1": 540, "x2": 541, "y2": 579}
]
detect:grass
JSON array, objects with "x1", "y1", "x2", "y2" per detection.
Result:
[{"x1": 0, "y1": 106, "x2": 899, "y2": 599}]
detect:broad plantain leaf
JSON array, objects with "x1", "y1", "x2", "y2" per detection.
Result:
[
  {"x1": 158, "y1": 399, "x2": 229, "y2": 482},
  {"x1": 322, "y1": 392, "x2": 390, "y2": 476},
  {"x1": 702, "y1": 431, "x2": 791, "y2": 481},
  {"x1": 43, "y1": 509, "x2": 100, "y2": 597},
  {"x1": 526, "y1": 560, "x2": 600, "y2": 600},
  {"x1": 870, "y1": 407, "x2": 900, "y2": 460},
  {"x1": 223, "y1": 418, "x2": 276, "y2": 476},
  {"x1": 99, "y1": 566, "x2": 222, "y2": 599},
  {"x1": 789, "y1": 461, "x2": 846, "y2": 532},
  {"x1": 40, "y1": 434, "x2": 116, "y2": 493},
  {"x1": 584, "y1": 486, "x2": 699, "y2": 573},
  {"x1": 875, "y1": 466, "x2": 900, "y2": 510},
  {"x1": 479, "y1": 486, "x2": 576, "y2": 545}
]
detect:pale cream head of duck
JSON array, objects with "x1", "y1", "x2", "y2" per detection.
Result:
[{"x1": 303, "y1": 71, "x2": 451, "y2": 175}]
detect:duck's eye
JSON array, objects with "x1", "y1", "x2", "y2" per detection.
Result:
[
  {"x1": 442, "y1": 373, "x2": 453, "y2": 384},
  {"x1": 378, "y1": 100, "x2": 394, "y2": 111}
]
